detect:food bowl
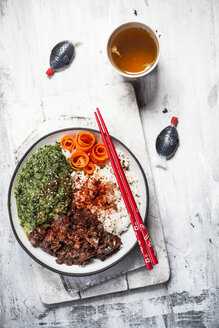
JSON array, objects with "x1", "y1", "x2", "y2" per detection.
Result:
[{"x1": 8, "y1": 128, "x2": 149, "y2": 276}]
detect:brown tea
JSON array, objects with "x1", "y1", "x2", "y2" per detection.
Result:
[{"x1": 110, "y1": 27, "x2": 158, "y2": 75}]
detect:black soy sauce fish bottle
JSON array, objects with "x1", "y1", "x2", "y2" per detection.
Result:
[
  {"x1": 46, "y1": 41, "x2": 75, "y2": 77},
  {"x1": 156, "y1": 117, "x2": 179, "y2": 160}
]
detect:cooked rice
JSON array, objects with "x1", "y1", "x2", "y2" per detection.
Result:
[{"x1": 66, "y1": 151, "x2": 140, "y2": 235}]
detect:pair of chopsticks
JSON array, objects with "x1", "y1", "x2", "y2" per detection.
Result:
[{"x1": 95, "y1": 108, "x2": 158, "y2": 270}]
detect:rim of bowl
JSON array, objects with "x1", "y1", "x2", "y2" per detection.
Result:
[
  {"x1": 107, "y1": 22, "x2": 161, "y2": 78},
  {"x1": 8, "y1": 127, "x2": 149, "y2": 276}
]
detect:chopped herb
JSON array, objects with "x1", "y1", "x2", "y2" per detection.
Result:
[{"x1": 14, "y1": 142, "x2": 73, "y2": 232}]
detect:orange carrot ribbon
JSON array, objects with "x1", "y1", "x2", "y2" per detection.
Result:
[
  {"x1": 84, "y1": 161, "x2": 95, "y2": 175},
  {"x1": 70, "y1": 151, "x2": 89, "y2": 170},
  {"x1": 90, "y1": 143, "x2": 108, "y2": 165},
  {"x1": 75, "y1": 131, "x2": 96, "y2": 153},
  {"x1": 60, "y1": 136, "x2": 76, "y2": 151}
]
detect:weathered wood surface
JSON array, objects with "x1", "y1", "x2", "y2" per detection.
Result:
[
  {"x1": 0, "y1": 0, "x2": 218, "y2": 327},
  {"x1": 5, "y1": 83, "x2": 169, "y2": 303}
]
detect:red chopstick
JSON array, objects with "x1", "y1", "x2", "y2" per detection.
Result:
[
  {"x1": 95, "y1": 110, "x2": 157, "y2": 270},
  {"x1": 94, "y1": 112, "x2": 152, "y2": 270},
  {"x1": 96, "y1": 108, "x2": 158, "y2": 266}
]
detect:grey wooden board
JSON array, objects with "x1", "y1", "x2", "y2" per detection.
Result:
[{"x1": 5, "y1": 83, "x2": 169, "y2": 304}]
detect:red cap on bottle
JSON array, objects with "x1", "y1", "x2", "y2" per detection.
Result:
[
  {"x1": 171, "y1": 117, "x2": 178, "y2": 126},
  {"x1": 46, "y1": 68, "x2": 54, "y2": 76}
]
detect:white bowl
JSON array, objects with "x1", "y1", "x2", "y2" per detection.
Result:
[
  {"x1": 8, "y1": 128, "x2": 149, "y2": 276},
  {"x1": 107, "y1": 22, "x2": 160, "y2": 78}
]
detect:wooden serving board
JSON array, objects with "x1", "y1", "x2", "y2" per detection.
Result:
[{"x1": 5, "y1": 83, "x2": 169, "y2": 304}]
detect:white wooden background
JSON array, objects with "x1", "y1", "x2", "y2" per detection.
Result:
[{"x1": 0, "y1": 0, "x2": 218, "y2": 327}]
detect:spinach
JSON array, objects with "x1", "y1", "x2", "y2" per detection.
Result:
[{"x1": 14, "y1": 142, "x2": 73, "y2": 231}]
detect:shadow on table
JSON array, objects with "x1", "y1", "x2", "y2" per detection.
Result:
[{"x1": 124, "y1": 66, "x2": 159, "y2": 111}]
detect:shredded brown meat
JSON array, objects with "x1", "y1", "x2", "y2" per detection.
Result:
[{"x1": 28, "y1": 205, "x2": 122, "y2": 266}]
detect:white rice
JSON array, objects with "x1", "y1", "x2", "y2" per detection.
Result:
[{"x1": 63, "y1": 149, "x2": 140, "y2": 235}]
